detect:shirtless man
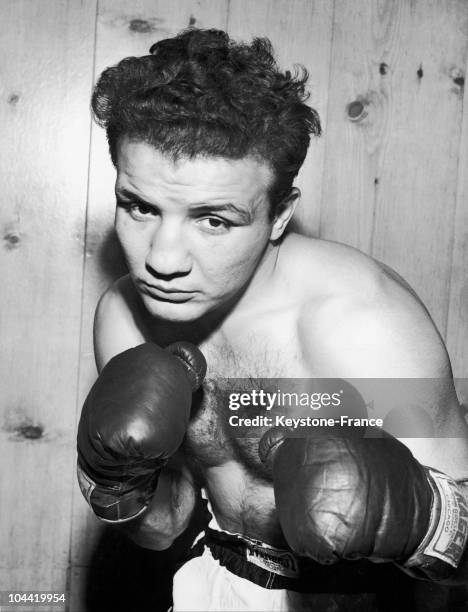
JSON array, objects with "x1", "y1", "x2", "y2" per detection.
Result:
[{"x1": 77, "y1": 28, "x2": 468, "y2": 610}]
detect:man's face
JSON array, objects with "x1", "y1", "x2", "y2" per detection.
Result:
[{"x1": 114, "y1": 137, "x2": 283, "y2": 322}]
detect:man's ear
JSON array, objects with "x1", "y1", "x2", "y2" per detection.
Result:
[{"x1": 270, "y1": 188, "x2": 301, "y2": 241}]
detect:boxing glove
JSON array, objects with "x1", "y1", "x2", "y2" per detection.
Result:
[
  {"x1": 77, "y1": 342, "x2": 206, "y2": 523},
  {"x1": 259, "y1": 428, "x2": 468, "y2": 581}
]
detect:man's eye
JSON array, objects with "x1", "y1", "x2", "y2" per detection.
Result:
[
  {"x1": 198, "y1": 217, "x2": 231, "y2": 233},
  {"x1": 129, "y1": 203, "x2": 156, "y2": 218}
]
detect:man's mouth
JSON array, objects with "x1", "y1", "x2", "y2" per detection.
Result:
[{"x1": 139, "y1": 281, "x2": 196, "y2": 303}]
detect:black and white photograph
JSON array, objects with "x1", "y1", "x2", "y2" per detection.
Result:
[{"x1": 1, "y1": 1, "x2": 468, "y2": 611}]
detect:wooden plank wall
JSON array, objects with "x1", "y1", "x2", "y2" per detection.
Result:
[
  {"x1": 0, "y1": 0, "x2": 97, "y2": 608},
  {"x1": 0, "y1": 1, "x2": 466, "y2": 610}
]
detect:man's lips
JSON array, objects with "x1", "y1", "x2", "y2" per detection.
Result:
[{"x1": 139, "y1": 281, "x2": 196, "y2": 302}]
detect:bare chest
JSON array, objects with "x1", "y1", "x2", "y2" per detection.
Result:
[{"x1": 184, "y1": 323, "x2": 310, "y2": 472}]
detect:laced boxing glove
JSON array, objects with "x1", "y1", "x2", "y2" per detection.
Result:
[
  {"x1": 259, "y1": 428, "x2": 468, "y2": 582},
  {"x1": 77, "y1": 342, "x2": 206, "y2": 523}
]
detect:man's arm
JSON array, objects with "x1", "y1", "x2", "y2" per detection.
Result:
[
  {"x1": 114, "y1": 455, "x2": 201, "y2": 551},
  {"x1": 282, "y1": 266, "x2": 468, "y2": 582},
  {"x1": 81, "y1": 276, "x2": 202, "y2": 551},
  {"x1": 298, "y1": 266, "x2": 468, "y2": 475}
]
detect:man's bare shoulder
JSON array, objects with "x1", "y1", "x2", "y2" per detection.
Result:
[
  {"x1": 97, "y1": 274, "x2": 140, "y2": 315},
  {"x1": 282, "y1": 236, "x2": 468, "y2": 477},
  {"x1": 94, "y1": 274, "x2": 150, "y2": 370},
  {"x1": 281, "y1": 233, "x2": 449, "y2": 378},
  {"x1": 279, "y1": 232, "x2": 397, "y2": 300}
]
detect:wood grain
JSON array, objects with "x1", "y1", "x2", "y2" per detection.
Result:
[
  {"x1": 321, "y1": 0, "x2": 468, "y2": 346},
  {"x1": 320, "y1": 0, "x2": 386, "y2": 252},
  {"x1": 447, "y1": 19, "x2": 468, "y2": 382},
  {"x1": 370, "y1": 0, "x2": 468, "y2": 341},
  {"x1": 0, "y1": 0, "x2": 96, "y2": 598}
]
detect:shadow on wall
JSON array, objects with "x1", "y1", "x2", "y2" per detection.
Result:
[
  {"x1": 288, "y1": 216, "x2": 319, "y2": 238},
  {"x1": 95, "y1": 228, "x2": 128, "y2": 285}
]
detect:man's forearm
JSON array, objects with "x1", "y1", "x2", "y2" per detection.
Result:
[{"x1": 115, "y1": 467, "x2": 200, "y2": 551}]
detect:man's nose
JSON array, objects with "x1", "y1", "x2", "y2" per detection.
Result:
[{"x1": 146, "y1": 219, "x2": 192, "y2": 277}]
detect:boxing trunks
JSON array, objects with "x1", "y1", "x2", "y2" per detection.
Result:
[{"x1": 171, "y1": 499, "x2": 382, "y2": 611}]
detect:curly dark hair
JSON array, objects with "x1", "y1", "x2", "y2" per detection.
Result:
[{"x1": 92, "y1": 28, "x2": 321, "y2": 214}]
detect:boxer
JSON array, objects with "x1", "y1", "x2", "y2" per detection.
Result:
[{"x1": 77, "y1": 28, "x2": 468, "y2": 610}]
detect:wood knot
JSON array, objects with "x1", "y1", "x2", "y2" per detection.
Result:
[
  {"x1": 379, "y1": 62, "x2": 388, "y2": 76},
  {"x1": 16, "y1": 424, "x2": 44, "y2": 440},
  {"x1": 346, "y1": 99, "x2": 367, "y2": 122},
  {"x1": 8, "y1": 93, "x2": 20, "y2": 105},
  {"x1": 129, "y1": 18, "x2": 154, "y2": 33},
  {"x1": 189, "y1": 15, "x2": 197, "y2": 26},
  {"x1": 4, "y1": 232, "x2": 21, "y2": 249},
  {"x1": 450, "y1": 68, "x2": 465, "y2": 88},
  {"x1": 417, "y1": 64, "x2": 424, "y2": 79}
]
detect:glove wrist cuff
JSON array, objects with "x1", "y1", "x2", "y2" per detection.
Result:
[
  {"x1": 77, "y1": 463, "x2": 160, "y2": 523},
  {"x1": 403, "y1": 468, "x2": 468, "y2": 580}
]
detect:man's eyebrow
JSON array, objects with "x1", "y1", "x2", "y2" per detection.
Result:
[
  {"x1": 191, "y1": 203, "x2": 252, "y2": 222},
  {"x1": 115, "y1": 188, "x2": 153, "y2": 205}
]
